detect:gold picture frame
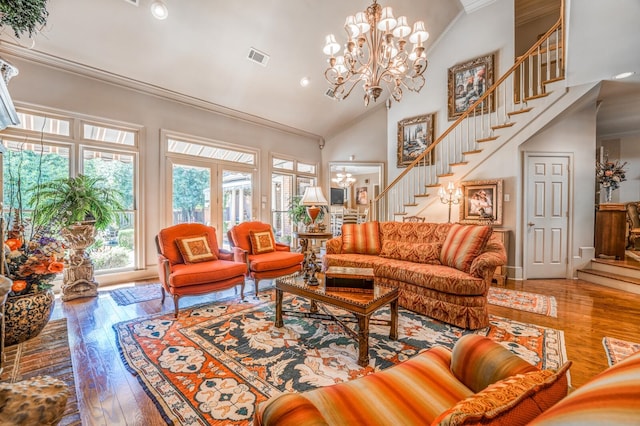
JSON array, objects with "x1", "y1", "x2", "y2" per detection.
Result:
[
  {"x1": 447, "y1": 53, "x2": 495, "y2": 121},
  {"x1": 396, "y1": 113, "x2": 436, "y2": 168},
  {"x1": 459, "y1": 179, "x2": 503, "y2": 225}
]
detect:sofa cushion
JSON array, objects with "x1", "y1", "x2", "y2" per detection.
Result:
[
  {"x1": 440, "y1": 224, "x2": 492, "y2": 273},
  {"x1": 175, "y1": 234, "x2": 218, "y2": 263},
  {"x1": 529, "y1": 349, "x2": 640, "y2": 425},
  {"x1": 451, "y1": 334, "x2": 539, "y2": 393},
  {"x1": 249, "y1": 229, "x2": 276, "y2": 254},
  {"x1": 433, "y1": 362, "x2": 571, "y2": 426},
  {"x1": 379, "y1": 221, "x2": 452, "y2": 244},
  {"x1": 342, "y1": 221, "x2": 381, "y2": 255},
  {"x1": 379, "y1": 240, "x2": 442, "y2": 264}
]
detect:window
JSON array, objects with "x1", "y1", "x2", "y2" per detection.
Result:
[
  {"x1": 1, "y1": 109, "x2": 140, "y2": 276},
  {"x1": 168, "y1": 138, "x2": 255, "y2": 165}
]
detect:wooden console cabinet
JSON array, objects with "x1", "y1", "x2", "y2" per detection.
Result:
[
  {"x1": 492, "y1": 228, "x2": 510, "y2": 286},
  {"x1": 595, "y1": 203, "x2": 626, "y2": 260}
]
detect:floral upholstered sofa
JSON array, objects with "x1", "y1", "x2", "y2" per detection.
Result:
[
  {"x1": 322, "y1": 221, "x2": 506, "y2": 329},
  {"x1": 254, "y1": 334, "x2": 573, "y2": 425}
]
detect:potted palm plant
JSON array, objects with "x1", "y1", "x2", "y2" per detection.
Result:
[{"x1": 29, "y1": 174, "x2": 124, "y2": 301}]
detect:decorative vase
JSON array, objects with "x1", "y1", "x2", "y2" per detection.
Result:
[
  {"x1": 60, "y1": 223, "x2": 99, "y2": 301},
  {"x1": 605, "y1": 186, "x2": 613, "y2": 203},
  {"x1": 4, "y1": 288, "x2": 56, "y2": 346}
]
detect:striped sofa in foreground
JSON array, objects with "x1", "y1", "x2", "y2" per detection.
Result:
[{"x1": 254, "y1": 335, "x2": 572, "y2": 426}]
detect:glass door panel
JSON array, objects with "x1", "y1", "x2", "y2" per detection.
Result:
[
  {"x1": 172, "y1": 164, "x2": 211, "y2": 225},
  {"x1": 221, "y1": 169, "x2": 253, "y2": 248}
]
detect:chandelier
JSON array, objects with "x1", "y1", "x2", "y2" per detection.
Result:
[
  {"x1": 323, "y1": 0, "x2": 429, "y2": 106},
  {"x1": 332, "y1": 169, "x2": 356, "y2": 188}
]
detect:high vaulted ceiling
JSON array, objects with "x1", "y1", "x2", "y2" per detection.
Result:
[{"x1": 1, "y1": 0, "x2": 639, "y2": 139}]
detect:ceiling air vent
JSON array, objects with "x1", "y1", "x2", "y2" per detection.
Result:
[
  {"x1": 247, "y1": 48, "x2": 270, "y2": 67},
  {"x1": 123, "y1": 0, "x2": 139, "y2": 5}
]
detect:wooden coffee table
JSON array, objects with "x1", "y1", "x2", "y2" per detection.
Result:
[{"x1": 275, "y1": 272, "x2": 399, "y2": 366}]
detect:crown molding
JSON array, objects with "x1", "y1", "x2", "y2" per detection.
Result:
[{"x1": 0, "y1": 42, "x2": 323, "y2": 143}]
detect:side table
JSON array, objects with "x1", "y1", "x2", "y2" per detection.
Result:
[{"x1": 294, "y1": 232, "x2": 333, "y2": 285}]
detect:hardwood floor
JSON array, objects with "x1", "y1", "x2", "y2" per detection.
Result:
[{"x1": 51, "y1": 277, "x2": 640, "y2": 425}]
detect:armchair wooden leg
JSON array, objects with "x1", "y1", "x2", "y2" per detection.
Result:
[
  {"x1": 239, "y1": 280, "x2": 245, "y2": 300},
  {"x1": 254, "y1": 278, "x2": 260, "y2": 296},
  {"x1": 160, "y1": 286, "x2": 166, "y2": 304},
  {"x1": 173, "y1": 294, "x2": 180, "y2": 318}
]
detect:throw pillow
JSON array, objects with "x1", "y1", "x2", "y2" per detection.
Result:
[
  {"x1": 249, "y1": 230, "x2": 276, "y2": 254},
  {"x1": 341, "y1": 221, "x2": 381, "y2": 255},
  {"x1": 440, "y1": 224, "x2": 492, "y2": 273},
  {"x1": 175, "y1": 234, "x2": 217, "y2": 263},
  {"x1": 379, "y1": 240, "x2": 442, "y2": 264},
  {"x1": 432, "y1": 362, "x2": 571, "y2": 426}
]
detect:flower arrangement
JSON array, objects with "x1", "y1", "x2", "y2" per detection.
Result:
[
  {"x1": 596, "y1": 158, "x2": 627, "y2": 190},
  {"x1": 4, "y1": 214, "x2": 65, "y2": 296}
]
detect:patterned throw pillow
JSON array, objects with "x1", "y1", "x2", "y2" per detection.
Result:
[
  {"x1": 379, "y1": 240, "x2": 442, "y2": 264},
  {"x1": 341, "y1": 221, "x2": 381, "y2": 255},
  {"x1": 440, "y1": 224, "x2": 492, "y2": 273},
  {"x1": 175, "y1": 234, "x2": 217, "y2": 263},
  {"x1": 433, "y1": 362, "x2": 571, "y2": 426},
  {"x1": 249, "y1": 230, "x2": 276, "y2": 254}
]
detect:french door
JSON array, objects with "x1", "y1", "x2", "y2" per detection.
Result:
[{"x1": 168, "y1": 159, "x2": 256, "y2": 247}]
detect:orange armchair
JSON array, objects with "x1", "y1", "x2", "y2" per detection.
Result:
[
  {"x1": 228, "y1": 221, "x2": 304, "y2": 295},
  {"x1": 155, "y1": 223, "x2": 247, "y2": 317}
]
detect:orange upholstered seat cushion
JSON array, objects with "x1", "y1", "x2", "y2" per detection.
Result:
[
  {"x1": 248, "y1": 251, "x2": 304, "y2": 272},
  {"x1": 169, "y1": 260, "x2": 247, "y2": 288}
]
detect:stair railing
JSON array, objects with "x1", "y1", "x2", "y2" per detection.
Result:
[{"x1": 371, "y1": 13, "x2": 564, "y2": 222}]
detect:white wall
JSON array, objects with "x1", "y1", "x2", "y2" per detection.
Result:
[
  {"x1": 599, "y1": 134, "x2": 640, "y2": 202},
  {"x1": 3, "y1": 55, "x2": 322, "y2": 273}
]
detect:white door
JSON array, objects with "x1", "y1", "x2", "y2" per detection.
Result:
[{"x1": 524, "y1": 155, "x2": 569, "y2": 278}]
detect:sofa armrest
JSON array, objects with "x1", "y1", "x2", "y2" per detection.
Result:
[
  {"x1": 275, "y1": 242, "x2": 291, "y2": 252},
  {"x1": 325, "y1": 237, "x2": 342, "y2": 254},
  {"x1": 450, "y1": 335, "x2": 538, "y2": 393},
  {"x1": 469, "y1": 238, "x2": 507, "y2": 279},
  {"x1": 218, "y1": 248, "x2": 234, "y2": 261},
  {"x1": 255, "y1": 393, "x2": 328, "y2": 426}
]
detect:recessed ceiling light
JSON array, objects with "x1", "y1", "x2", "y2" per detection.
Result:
[
  {"x1": 613, "y1": 71, "x2": 635, "y2": 80},
  {"x1": 300, "y1": 77, "x2": 310, "y2": 87},
  {"x1": 150, "y1": 1, "x2": 168, "y2": 20}
]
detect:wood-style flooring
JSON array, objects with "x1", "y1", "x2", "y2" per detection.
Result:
[{"x1": 51, "y1": 276, "x2": 640, "y2": 425}]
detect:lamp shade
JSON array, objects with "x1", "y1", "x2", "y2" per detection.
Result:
[{"x1": 300, "y1": 186, "x2": 328, "y2": 206}]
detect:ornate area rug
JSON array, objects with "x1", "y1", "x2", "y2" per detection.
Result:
[
  {"x1": 1, "y1": 318, "x2": 81, "y2": 426},
  {"x1": 109, "y1": 283, "x2": 558, "y2": 317},
  {"x1": 487, "y1": 286, "x2": 557, "y2": 317},
  {"x1": 603, "y1": 336, "x2": 640, "y2": 366},
  {"x1": 114, "y1": 292, "x2": 566, "y2": 425}
]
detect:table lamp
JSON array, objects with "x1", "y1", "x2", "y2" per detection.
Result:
[{"x1": 300, "y1": 186, "x2": 328, "y2": 232}]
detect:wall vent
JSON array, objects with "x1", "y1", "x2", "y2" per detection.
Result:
[
  {"x1": 123, "y1": 0, "x2": 139, "y2": 6},
  {"x1": 247, "y1": 48, "x2": 270, "y2": 67},
  {"x1": 325, "y1": 88, "x2": 337, "y2": 99}
]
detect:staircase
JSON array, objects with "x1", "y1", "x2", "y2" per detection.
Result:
[
  {"x1": 371, "y1": 17, "x2": 566, "y2": 221},
  {"x1": 577, "y1": 256, "x2": 640, "y2": 295}
]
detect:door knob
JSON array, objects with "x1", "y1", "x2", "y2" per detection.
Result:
[{"x1": 527, "y1": 222, "x2": 535, "y2": 227}]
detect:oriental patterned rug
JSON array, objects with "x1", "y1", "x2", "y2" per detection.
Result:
[
  {"x1": 114, "y1": 292, "x2": 567, "y2": 425},
  {"x1": 1, "y1": 318, "x2": 81, "y2": 426},
  {"x1": 603, "y1": 336, "x2": 640, "y2": 366},
  {"x1": 109, "y1": 283, "x2": 558, "y2": 317}
]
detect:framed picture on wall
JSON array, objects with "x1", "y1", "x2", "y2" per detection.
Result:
[
  {"x1": 397, "y1": 113, "x2": 436, "y2": 168},
  {"x1": 448, "y1": 53, "x2": 495, "y2": 120},
  {"x1": 356, "y1": 186, "x2": 368, "y2": 205},
  {"x1": 459, "y1": 179, "x2": 503, "y2": 225}
]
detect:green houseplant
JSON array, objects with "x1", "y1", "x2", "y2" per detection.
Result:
[
  {"x1": 28, "y1": 174, "x2": 124, "y2": 301},
  {"x1": 0, "y1": 0, "x2": 49, "y2": 39},
  {"x1": 29, "y1": 174, "x2": 124, "y2": 232}
]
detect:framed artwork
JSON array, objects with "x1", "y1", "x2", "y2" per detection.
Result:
[
  {"x1": 356, "y1": 187, "x2": 368, "y2": 205},
  {"x1": 459, "y1": 179, "x2": 503, "y2": 225},
  {"x1": 397, "y1": 113, "x2": 436, "y2": 168},
  {"x1": 448, "y1": 53, "x2": 495, "y2": 121}
]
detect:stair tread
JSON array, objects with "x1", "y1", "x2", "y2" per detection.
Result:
[
  {"x1": 415, "y1": 194, "x2": 430, "y2": 198},
  {"x1": 491, "y1": 122, "x2": 515, "y2": 130},
  {"x1": 524, "y1": 92, "x2": 551, "y2": 101},
  {"x1": 577, "y1": 268, "x2": 640, "y2": 285},
  {"x1": 462, "y1": 149, "x2": 483, "y2": 155},
  {"x1": 477, "y1": 136, "x2": 498, "y2": 143},
  {"x1": 508, "y1": 107, "x2": 533, "y2": 116}
]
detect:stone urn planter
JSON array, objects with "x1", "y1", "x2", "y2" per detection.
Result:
[
  {"x1": 60, "y1": 223, "x2": 99, "y2": 301},
  {"x1": 4, "y1": 288, "x2": 55, "y2": 346}
]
